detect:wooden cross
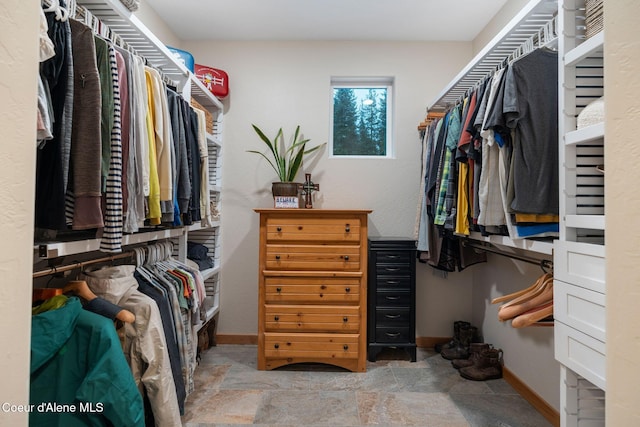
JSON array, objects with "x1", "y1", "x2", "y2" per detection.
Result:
[{"x1": 299, "y1": 173, "x2": 319, "y2": 209}]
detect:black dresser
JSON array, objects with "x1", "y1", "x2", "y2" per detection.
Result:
[{"x1": 367, "y1": 237, "x2": 417, "y2": 362}]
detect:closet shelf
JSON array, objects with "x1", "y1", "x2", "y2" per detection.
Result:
[
  {"x1": 36, "y1": 227, "x2": 187, "y2": 259},
  {"x1": 564, "y1": 31, "x2": 604, "y2": 67},
  {"x1": 200, "y1": 266, "x2": 220, "y2": 281},
  {"x1": 190, "y1": 75, "x2": 224, "y2": 110},
  {"x1": 194, "y1": 299, "x2": 220, "y2": 333},
  {"x1": 565, "y1": 214, "x2": 605, "y2": 231},
  {"x1": 467, "y1": 232, "x2": 554, "y2": 255},
  {"x1": 428, "y1": 0, "x2": 557, "y2": 110},
  {"x1": 188, "y1": 221, "x2": 221, "y2": 232},
  {"x1": 565, "y1": 122, "x2": 604, "y2": 145},
  {"x1": 206, "y1": 133, "x2": 222, "y2": 147},
  {"x1": 78, "y1": 0, "x2": 189, "y2": 85}
]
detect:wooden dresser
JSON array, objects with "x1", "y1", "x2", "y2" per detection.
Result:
[{"x1": 255, "y1": 209, "x2": 371, "y2": 372}]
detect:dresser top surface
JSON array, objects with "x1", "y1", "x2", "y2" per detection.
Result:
[{"x1": 255, "y1": 208, "x2": 372, "y2": 214}]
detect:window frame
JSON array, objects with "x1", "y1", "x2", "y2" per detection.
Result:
[{"x1": 329, "y1": 76, "x2": 394, "y2": 159}]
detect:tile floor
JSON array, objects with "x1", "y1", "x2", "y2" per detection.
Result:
[{"x1": 182, "y1": 344, "x2": 553, "y2": 427}]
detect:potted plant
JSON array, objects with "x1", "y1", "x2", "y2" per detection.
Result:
[{"x1": 248, "y1": 124, "x2": 325, "y2": 197}]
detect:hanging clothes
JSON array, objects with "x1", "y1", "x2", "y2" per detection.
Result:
[
  {"x1": 504, "y1": 48, "x2": 559, "y2": 215},
  {"x1": 99, "y1": 45, "x2": 124, "y2": 253},
  {"x1": 36, "y1": 2, "x2": 73, "y2": 230},
  {"x1": 166, "y1": 89, "x2": 191, "y2": 225},
  {"x1": 30, "y1": 297, "x2": 144, "y2": 427},
  {"x1": 68, "y1": 19, "x2": 103, "y2": 230},
  {"x1": 81, "y1": 265, "x2": 182, "y2": 427}
]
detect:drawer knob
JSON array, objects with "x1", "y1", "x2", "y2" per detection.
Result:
[
  {"x1": 343, "y1": 317, "x2": 348, "y2": 322},
  {"x1": 386, "y1": 280, "x2": 400, "y2": 285},
  {"x1": 343, "y1": 345, "x2": 349, "y2": 350},
  {"x1": 298, "y1": 226, "x2": 303, "y2": 230},
  {"x1": 275, "y1": 255, "x2": 281, "y2": 260},
  {"x1": 385, "y1": 296, "x2": 400, "y2": 300},
  {"x1": 385, "y1": 314, "x2": 401, "y2": 319},
  {"x1": 344, "y1": 255, "x2": 350, "y2": 261},
  {"x1": 345, "y1": 224, "x2": 351, "y2": 232},
  {"x1": 345, "y1": 287, "x2": 351, "y2": 293},
  {"x1": 274, "y1": 343, "x2": 279, "y2": 349},
  {"x1": 276, "y1": 227, "x2": 282, "y2": 232},
  {"x1": 385, "y1": 332, "x2": 401, "y2": 338},
  {"x1": 274, "y1": 316, "x2": 279, "y2": 321},
  {"x1": 276, "y1": 287, "x2": 282, "y2": 293},
  {"x1": 385, "y1": 267, "x2": 400, "y2": 272}
]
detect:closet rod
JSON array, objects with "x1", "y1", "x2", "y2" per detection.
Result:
[
  {"x1": 33, "y1": 252, "x2": 133, "y2": 278},
  {"x1": 428, "y1": 0, "x2": 557, "y2": 111},
  {"x1": 462, "y1": 241, "x2": 553, "y2": 271}
]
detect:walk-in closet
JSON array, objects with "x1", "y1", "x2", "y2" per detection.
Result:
[{"x1": 2, "y1": 0, "x2": 639, "y2": 426}]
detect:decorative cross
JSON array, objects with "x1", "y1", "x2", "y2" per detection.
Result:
[{"x1": 298, "y1": 173, "x2": 319, "y2": 209}]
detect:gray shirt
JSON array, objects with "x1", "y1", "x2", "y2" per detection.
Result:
[{"x1": 504, "y1": 48, "x2": 559, "y2": 214}]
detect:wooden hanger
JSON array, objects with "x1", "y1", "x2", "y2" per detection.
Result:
[
  {"x1": 511, "y1": 301, "x2": 554, "y2": 328},
  {"x1": 498, "y1": 279, "x2": 553, "y2": 322},
  {"x1": 491, "y1": 272, "x2": 552, "y2": 306}
]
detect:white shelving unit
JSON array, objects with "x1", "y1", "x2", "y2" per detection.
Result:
[
  {"x1": 186, "y1": 74, "x2": 224, "y2": 331},
  {"x1": 555, "y1": 1, "x2": 606, "y2": 425},
  {"x1": 35, "y1": 0, "x2": 225, "y2": 335}
]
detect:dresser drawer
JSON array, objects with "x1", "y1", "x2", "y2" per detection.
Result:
[
  {"x1": 375, "y1": 251, "x2": 412, "y2": 265},
  {"x1": 266, "y1": 244, "x2": 360, "y2": 271},
  {"x1": 554, "y1": 241, "x2": 605, "y2": 294},
  {"x1": 555, "y1": 321, "x2": 606, "y2": 390},
  {"x1": 375, "y1": 308, "x2": 411, "y2": 326},
  {"x1": 375, "y1": 327, "x2": 411, "y2": 343},
  {"x1": 375, "y1": 264, "x2": 412, "y2": 276},
  {"x1": 554, "y1": 280, "x2": 606, "y2": 342},
  {"x1": 376, "y1": 290, "x2": 411, "y2": 307},
  {"x1": 264, "y1": 276, "x2": 360, "y2": 304},
  {"x1": 374, "y1": 276, "x2": 412, "y2": 290},
  {"x1": 264, "y1": 332, "x2": 360, "y2": 359},
  {"x1": 265, "y1": 304, "x2": 360, "y2": 332},
  {"x1": 266, "y1": 217, "x2": 361, "y2": 243}
]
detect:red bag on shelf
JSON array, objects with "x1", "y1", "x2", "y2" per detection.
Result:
[{"x1": 194, "y1": 64, "x2": 229, "y2": 98}]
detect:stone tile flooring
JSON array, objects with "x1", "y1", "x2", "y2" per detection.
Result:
[{"x1": 182, "y1": 345, "x2": 553, "y2": 427}]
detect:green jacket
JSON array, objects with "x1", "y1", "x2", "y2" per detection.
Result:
[{"x1": 30, "y1": 297, "x2": 144, "y2": 427}]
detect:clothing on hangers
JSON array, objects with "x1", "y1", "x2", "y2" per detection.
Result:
[{"x1": 30, "y1": 296, "x2": 144, "y2": 426}]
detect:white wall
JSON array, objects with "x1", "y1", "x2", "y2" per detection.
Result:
[
  {"x1": 182, "y1": 39, "x2": 475, "y2": 337},
  {"x1": 0, "y1": 1, "x2": 39, "y2": 426},
  {"x1": 605, "y1": 0, "x2": 640, "y2": 424},
  {"x1": 471, "y1": 255, "x2": 559, "y2": 410}
]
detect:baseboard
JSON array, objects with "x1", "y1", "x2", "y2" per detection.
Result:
[
  {"x1": 215, "y1": 334, "x2": 258, "y2": 345},
  {"x1": 503, "y1": 367, "x2": 560, "y2": 427},
  {"x1": 416, "y1": 336, "x2": 451, "y2": 349}
]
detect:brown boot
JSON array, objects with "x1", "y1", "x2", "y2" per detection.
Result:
[
  {"x1": 459, "y1": 348, "x2": 503, "y2": 381},
  {"x1": 441, "y1": 325, "x2": 476, "y2": 360},
  {"x1": 452, "y1": 343, "x2": 491, "y2": 369},
  {"x1": 435, "y1": 320, "x2": 470, "y2": 353}
]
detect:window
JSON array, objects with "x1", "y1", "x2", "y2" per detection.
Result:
[{"x1": 330, "y1": 77, "x2": 393, "y2": 157}]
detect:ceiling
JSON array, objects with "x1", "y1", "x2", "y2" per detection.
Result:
[{"x1": 145, "y1": 0, "x2": 510, "y2": 42}]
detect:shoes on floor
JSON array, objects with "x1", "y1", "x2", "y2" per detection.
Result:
[{"x1": 459, "y1": 347, "x2": 504, "y2": 381}]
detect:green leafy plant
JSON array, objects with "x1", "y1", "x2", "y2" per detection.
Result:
[{"x1": 248, "y1": 124, "x2": 325, "y2": 182}]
